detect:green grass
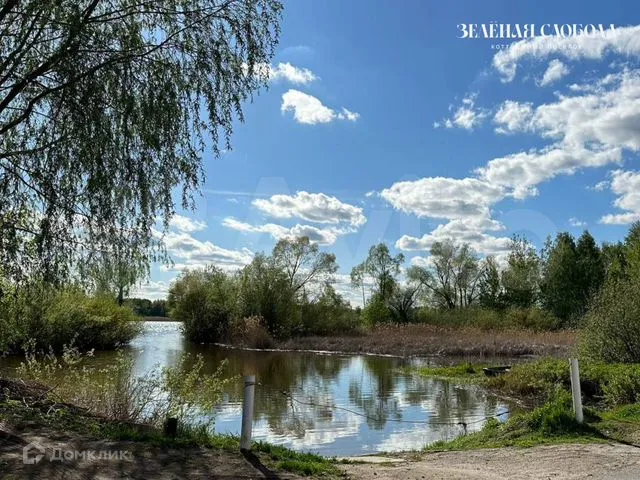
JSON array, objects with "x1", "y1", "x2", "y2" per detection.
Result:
[
  {"x1": 425, "y1": 392, "x2": 606, "y2": 452},
  {"x1": 406, "y1": 362, "x2": 488, "y2": 381}
]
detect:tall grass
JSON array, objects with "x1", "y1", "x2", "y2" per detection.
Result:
[{"x1": 416, "y1": 306, "x2": 562, "y2": 331}]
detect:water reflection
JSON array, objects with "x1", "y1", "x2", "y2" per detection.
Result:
[{"x1": 0, "y1": 321, "x2": 518, "y2": 456}]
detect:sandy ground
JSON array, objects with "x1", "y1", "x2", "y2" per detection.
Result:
[{"x1": 344, "y1": 443, "x2": 640, "y2": 480}]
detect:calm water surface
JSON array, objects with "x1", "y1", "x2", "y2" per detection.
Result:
[{"x1": 3, "y1": 321, "x2": 520, "y2": 456}]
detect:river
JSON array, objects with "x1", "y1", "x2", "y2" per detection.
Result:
[{"x1": 2, "y1": 321, "x2": 520, "y2": 456}]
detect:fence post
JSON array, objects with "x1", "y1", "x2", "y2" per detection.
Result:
[
  {"x1": 240, "y1": 375, "x2": 256, "y2": 452},
  {"x1": 569, "y1": 358, "x2": 584, "y2": 424}
]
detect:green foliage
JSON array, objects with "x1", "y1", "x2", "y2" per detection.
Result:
[
  {"x1": 540, "y1": 231, "x2": 605, "y2": 325},
  {"x1": 580, "y1": 277, "x2": 640, "y2": 363},
  {"x1": 300, "y1": 285, "x2": 362, "y2": 335},
  {"x1": 487, "y1": 358, "x2": 640, "y2": 408},
  {"x1": 0, "y1": 0, "x2": 283, "y2": 283},
  {"x1": 415, "y1": 307, "x2": 560, "y2": 331},
  {"x1": 425, "y1": 391, "x2": 600, "y2": 452},
  {"x1": 361, "y1": 292, "x2": 392, "y2": 325},
  {"x1": 355, "y1": 243, "x2": 404, "y2": 301},
  {"x1": 0, "y1": 283, "x2": 141, "y2": 353},
  {"x1": 501, "y1": 235, "x2": 540, "y2": 308},
  {"x1": 124, "y1": 298, "x2": 168, "y2": 317},
  {"x1": 168, "y1": 267, "x2": 238, "y2": 343}
]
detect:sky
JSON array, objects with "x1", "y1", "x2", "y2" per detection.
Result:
[{"x1": 134, "y1": 0, "x2": 640, "y2": 304}]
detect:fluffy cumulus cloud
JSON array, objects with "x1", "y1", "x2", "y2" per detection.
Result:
[
  {"x1": 222, "y1": 217, "x2": 351, "y2": 245},
  {"x1": 395, "y1": 218, "x2": 511, "y2": 257},
  {"x1": 538, "y1": 59, "x2": 570, "y2": 86},
  {"x1": 493, "y1": 100, "x2": 534, "y2": 134},
  {"x1": 169, "y1": 214, "x2": 207, "y2": 233},
  {"x1": 130, "y1": 280, "x2": 172, "y2": 300},
  {"x1": 435, "y1": 94, "x2": 487, "y2": 130},
  {"x1": 160, "y1": 230, "x2": 253, "y2": 272},
  {"x1": 253, "y1": 191, "x2": 366, "y2": 227},
  {"x1": 380, "y1": 177, "x2": 504, "y2": 222},
  {"x1": 600, "y1": 170, "x2": 640, "y2": 224},
  {"x1": 281, "y1": 89, "x2": 359, "y2": 124},
  {"x1": 493, "y1": 25, "x2": 640, "y2": 82},
  {"x1": 244, "y1": 62, "x2": 318, "y2": 85}
]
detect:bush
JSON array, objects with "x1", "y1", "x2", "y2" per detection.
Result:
[
  {"x1": 488, "y1": 357, "x2": 640, "y2": 408},
  {"x1": 580, "y1": 278, "x2": 640, "y2": 363},
  {"x1": 300, "y1": 285, "x2": 362, "y2": 336},
  {"x1": 228, "y1": 316, "x2": 274, "y2": 349},
  {"x1": 168, "y1": 267, "x2": 238, "y2": 343},
  {"x1": 361, "y1": 293, "x2": 391, "y2": 325},
  {"x1": 0, "y1": 283, "x2": 141, "y2": 353}
]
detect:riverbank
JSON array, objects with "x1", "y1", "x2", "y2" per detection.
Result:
[
  {"x1": 0, "y1": 377, "x2": 341, "y2": 479},
  {"x1": 276, "y1": 324, "x2": 575, "y2": 358}
]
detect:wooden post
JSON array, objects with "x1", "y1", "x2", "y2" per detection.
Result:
[
  {"x1": 569, "y1": 358, "x2": 584, "y2": 424},
  {"x1": 240, "y1": 375, "x2": 256, "y2": 452}
]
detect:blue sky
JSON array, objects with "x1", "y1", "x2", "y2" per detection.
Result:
[{"x1": 136, "y1": 1, "x2": 640, "y2": 303}]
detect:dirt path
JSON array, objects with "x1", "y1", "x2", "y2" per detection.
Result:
[
  {"x1": 0, "y1": 424, "x2": 302, "y2": 479},
  {"x1": 344, "y1": 444, "x2": 640, "y2": 480}
]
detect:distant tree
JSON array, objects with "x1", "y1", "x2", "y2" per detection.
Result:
[
  {"x1": 501, "y1": 235, "x2": 540, "y2": 308},
  {"x1": 272, "y1": 236, "x2": 337, "y2": 294},
  {"x1": 407, "y1": 240, "x2": 480, "y2": 309},
  {"x1": 0, "y1": 0, "x2": 282, "y2": 283},
  {"x1": 350, "y1": 263, "x2": 368, "y2": 306},
  {"x1": 625, "y1": 222, "x2": 640, "y2": 279},
  {"x1": 540, "y1": 232, "x2": 580, "y2": 321},
  {"x1": 575, "y1": 230, "x2": 605, "y2": 307},
  {"x1": 477, "y1": 256, "x2": 503, "y2": 309},
  {"x1": 602, "y1": 241, "x2": 628, "y2": 282},
  {"x1": 356, "y1": 243, "x2": 404, "y2": 301},
  {"x1": 388, "y1": 284, "x2": 420, "y2": 323}
]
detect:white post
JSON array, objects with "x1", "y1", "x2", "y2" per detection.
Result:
[
  {"x1": 569, "y1": 359, "x2": 584, "y2": 424},
  {"x1": 240, "y1": 375, "x2": 256, "y2": 452}
]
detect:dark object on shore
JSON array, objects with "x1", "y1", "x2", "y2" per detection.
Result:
[
  {"x1": 483, "y1": 366, "x2": 512, "y2": 377},
  {"x1": 163, "y1": 417, "x2": 178, "y2": 437}
]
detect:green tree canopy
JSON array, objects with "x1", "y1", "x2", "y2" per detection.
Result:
[
  {"x1": 0, "y1": 0, "x2": 282, "y2": 283},
  {"x1": 501, "y1": 235, "x2": 540, "y2": 308}
]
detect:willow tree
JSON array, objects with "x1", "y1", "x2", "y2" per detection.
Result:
[{"x1": 0, "y1": 0, "x2": 282, "y2": 284}]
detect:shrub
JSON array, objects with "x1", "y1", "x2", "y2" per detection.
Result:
[
  {"x1": 361, "y1": 293, "x2": 391, "y2": 325},
  {"x1": 580, "y1": 277, "x2": 640, "y2": 363},
  {"x1": 168, "y1": 267, "x2": 238, "y2": 343},
  {"x1": 0, "y1": 283, "x2": 141, "y2": 353},
  {"x1": 228, "y1": 316, "x2": 274, "y2": 349}
]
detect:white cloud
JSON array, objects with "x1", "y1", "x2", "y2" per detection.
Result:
[
  {"x1": 476, "y1": 144, "x2": 621, "y2": 199},
  {"x1": 222, "y1": 217, "x2": 353, "y2": 245},
  {"x1": 494, "y1": 100, "x2": 534, "y2": 134},
  {"x1": 244, "y1": 62, "x2": 318, "y2": 85},
  {"x1": 253, "y1": 191, "x2": 366, "y2": 227},
  {"x1": 395, "y1": 219, "x2": 511, "y2": 258},
  {"x1": 161, "y1": 230, "x2": 253, "y2": 271},
  {"x1": 380, "y1": 177, "x2": 504, "y2": 222},
  {"x1": 269, "y1": 62, "x2": 318, "y2": 84},
  {"x1": 588, "y1": 180, "x2": 611, "y2": 191},
  {"x1": 169, "y1": 214, "x2": 207, "y2": 233},
  {"x1": 439, "y1": 94, "x2": 487, "y2": 131},
  {"x1": 538, "y1": 59, "x2": 570, "y2": 86},
  {"x1": 130, "y1": 280, "x2": 171, "y2": 300},
  {"x1": 493, "y1": 25, "x2": 640, "y2": 82},
  {"x1": 281, "y1": 89, "x2": 359, "y2": 125},
  {"x1": 600, "y1": 170, "x2": 640, "y2": 224},
  {"x1": 569, "y1": 217, "x2": 587, "y2": 227}
]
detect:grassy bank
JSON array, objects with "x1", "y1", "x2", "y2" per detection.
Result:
[
  {"x1": 0, "y1": 377, "x2": 341, "y2": 478},
  {"x1": 412, "y1": 358, "x2": 640, "y2": 451},
  {"x1": 276, "y1": 324, "x2": 575, "y2": 358}
]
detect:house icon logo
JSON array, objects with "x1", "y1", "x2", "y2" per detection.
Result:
[{"x1": 23, "y1": 442, "x2": 46, "y2": 464}]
